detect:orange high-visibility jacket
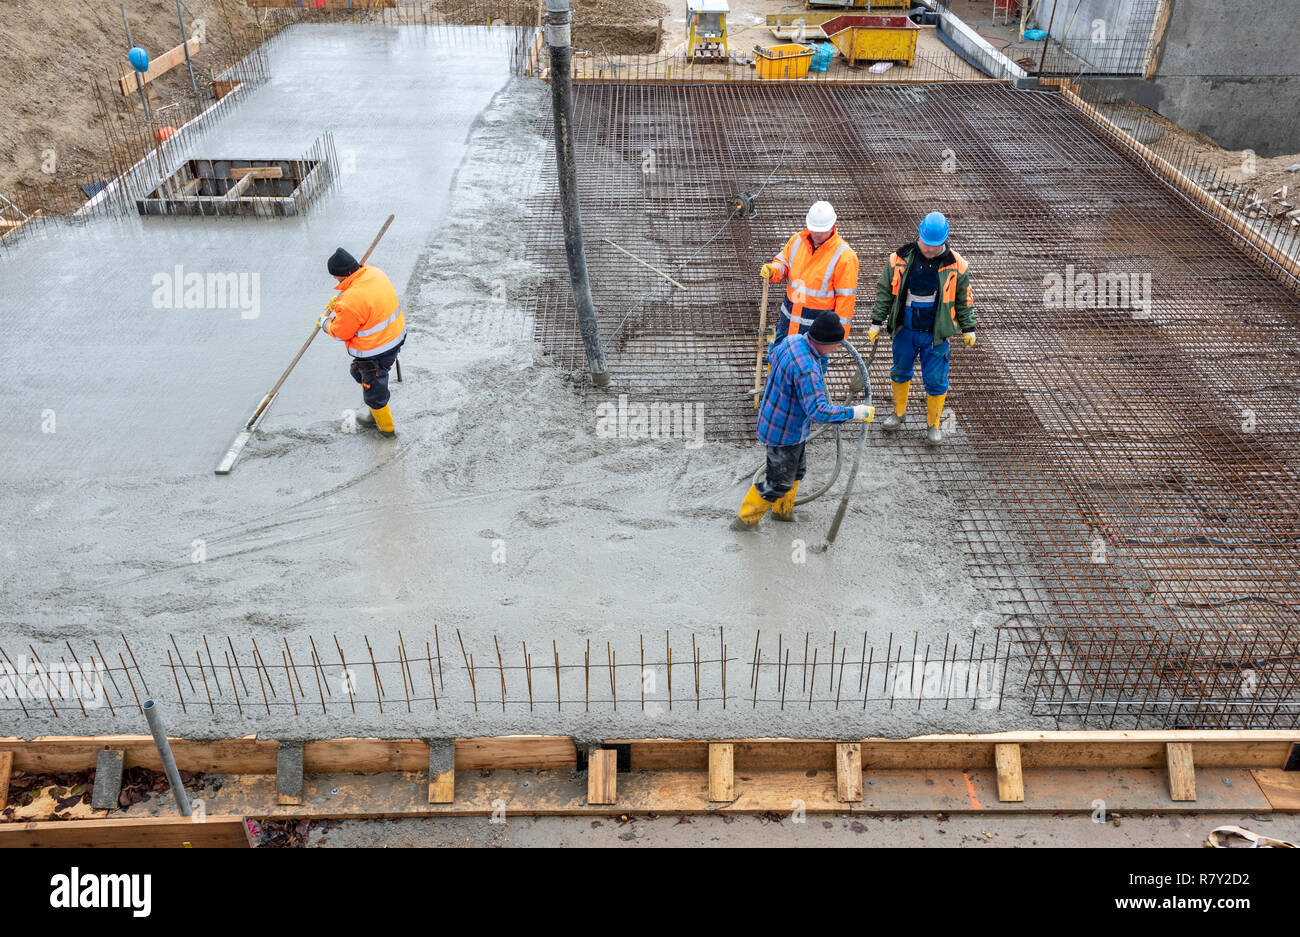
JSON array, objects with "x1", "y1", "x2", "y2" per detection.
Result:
[
  {"x1": 768, "y1": 229, "x2": 859, "y2": 336},
  {"x1": 324, "y1": 266, "x2": 405, "y2": 358}
]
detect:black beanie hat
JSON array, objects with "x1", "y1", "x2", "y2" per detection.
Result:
[
  {"x1": 327, "y1": 247, "x2": 360, "y2": 277},
  {"x1": 808, "y1": 310, "x2": 845, "y2": 344}
]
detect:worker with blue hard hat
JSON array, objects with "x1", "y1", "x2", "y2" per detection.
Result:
[{"x1": 867, "y1": 211, "x2": 975, "y2": 446}]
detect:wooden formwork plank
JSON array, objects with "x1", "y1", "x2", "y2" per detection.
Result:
[
  {"x1": 587, "y1": 750, "x2": 618, "y2": 805},
  {"x1": 1251, "y1": 769, "x2": 1300, "y2": 811},
  {"x1": 836, "y1": 743, "x2": 862, "y2": 802},
  {"x1": 142, "y1": 766, "x2": 1276, "y2": 819},
  {"x1": 708, "y1": 743, "x2": 734, "y2": 802},
  {"x1": 994, "y1": 743, "x2": 1024, "y2": 802},
  {"x1": 1166, "y1": 743, "x2": 1197, "y2": 801},
  {"x1": 229, "y1": 166, "x2": 283, "y2": 181},
  {"x1": 118, "y1": 39, "x2": 202, "y2": 95},
  {"x1": 1, "y1": 816, "x2": 253, "y2": 848}
]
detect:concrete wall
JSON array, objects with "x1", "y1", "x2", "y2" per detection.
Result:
[{"x1": 1040, "y1": 0, "x2": 1300, "y2": 155}]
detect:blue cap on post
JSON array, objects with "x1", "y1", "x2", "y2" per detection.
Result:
[
  {"x1": 918, "y1": 211, "x2": 949, "y2": 247},
  {"x1": 128, "y1": 46, "x2": 150, "y2": 73}
]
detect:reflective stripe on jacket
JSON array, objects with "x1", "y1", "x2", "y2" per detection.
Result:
[
  {"x1": 872, "y1": 243, "x2": 974, "y2": 346},
  {"x1": 324, "y1": 266, "x2": 406, "y2": 358},
  {"x1": 768, "y1": 228, "x2": 859, "y2": 336}
]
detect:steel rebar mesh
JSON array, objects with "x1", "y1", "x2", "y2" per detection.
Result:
[{"x1": 523, "y1": 81, "x2": 1300, "y2": 728}]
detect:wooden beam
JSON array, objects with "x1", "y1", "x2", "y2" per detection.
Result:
[
  {"x1": 1, "y1": 816, "x2": 254, "y2": 848},
  {"x1": 836, "y1": 743, "x2": 862, "y2": 802},
  {"x1": 229, "y1": 166, "x2": 284, "y2": 181},
  {"x1": 212, "y1": 79, "x2": 242, "y2": 99},
  {"x1": 1166, "y1": 742, "x2": 1197, "y2": 801},
  {"x1": 225, "y1": 173, "x2": 256, "y2": 199},
  {"x1": 587, "y1": 749, "x2": 618, "y2": 805},
  {"x1": 708, "y1": 743, "x2": 734, "y2": 802},
  {"x1": 994, "y1": 743, "x2": 1024, "y2": 802},
  {"x1": 119, "y1": 39, "x2": 202, "y2": 95},
  {"x1": 0, "y1": 751, "x2": 11, "y2": 810}
]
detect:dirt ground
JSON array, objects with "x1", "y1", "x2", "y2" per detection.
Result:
[{"x1": 0, "y1": 0, "x2": 260, "y2": 211}]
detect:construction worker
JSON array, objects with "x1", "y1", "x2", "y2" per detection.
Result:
[
  {"x1": 867, "y1": 211, "x2": 975, "y2": 446},
  {"x1": 761, "y1": 200, "x2": 859, "y2": 346},
  {"x1": 317, "y1": 247, "x2": 406, "y2": 438},
  {"x1": 733, "y1": 311, "x2": 873, "y2": 531}
]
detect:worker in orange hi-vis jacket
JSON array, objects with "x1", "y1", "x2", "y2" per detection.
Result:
[
  {"x1": 762, "y1": 200, "x2": 860, "y2": 345},
  {"x1": 317, "y1": 247, "x2": 406, "y2": 438}
]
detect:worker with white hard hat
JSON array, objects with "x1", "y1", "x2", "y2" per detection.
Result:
[{"x1": 761, "y1": 200, "x2": 860, "y2": 347}]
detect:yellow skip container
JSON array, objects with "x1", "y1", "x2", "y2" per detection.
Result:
[{"x1": 754, "y1": 43, "x2": 814, "y2": 79}]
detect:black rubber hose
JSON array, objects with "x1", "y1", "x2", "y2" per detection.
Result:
[{"x1": 813, "y1": 338, "x2": 871, "y2": 552}]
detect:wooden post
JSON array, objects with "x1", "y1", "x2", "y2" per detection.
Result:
[
  {"x1": 587, "y1": 748, "x2": 618, "y2": 805},
  {"x1": 994, "y1": 743, "x2": 1024, "y2": 802},
  {"x1": 0, "y1": 751, "x2": 11, "y2": 810},
  {"x1": 427, "y1": 740, "x2": 455, "y2": 804},
  {"x1": 1166, "y1": 742, "x2": 1196, "y2": 802},
  {"x1": 708, "y1": 742, "x2": 734, "y2": 802},
  {"x1": 276, "y1": 741, "x2": 303, "y2": 806},
  {"x1": 836, "y1": 742, "x2": 863, "y2": 802},
  {"x1": 91, "y1": 749, "x2": 125, "y2": 811}
]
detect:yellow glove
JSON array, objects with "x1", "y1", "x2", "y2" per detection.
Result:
[
  {"x1": 323, "y1": 296, "x2": 338, "y2": 312},
  {"x1": 963, "y1": 331, "x2": 976, "y2": 348},
  {"x1": 760, "y1": 263, "x2": 774, "y2": 280},
  {"x1": 867, "y1": 323, "x2": 883, "y2": 342},
  {"x1": 851, "y1": 405, "x2": 874, "y2": 423},
  {"x1": 316, "y1": 311, "x2": 334, "y2": 330}
]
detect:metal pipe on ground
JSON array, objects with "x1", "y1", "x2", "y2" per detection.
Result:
[
  {"x1": 546, "y1": 0, "x2": 609, "y2": 388},
  {"x1": 142, "y1": 699, "x2": 191, "y2": 817}
]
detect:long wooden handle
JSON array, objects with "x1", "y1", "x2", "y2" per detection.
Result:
[
  {"x1": 245, "y1": 214, "x2": 397, "y2": 428},
  {"x1": 752, "y1": 277, "x2": 770, "y2": 408}
]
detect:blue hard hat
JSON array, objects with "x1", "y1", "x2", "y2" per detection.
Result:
[
  {"x1": 128, "y1": 46, "x2": 150, "y2": 73},
  {"x1": 918, "y1": 211, "x2": 949, "y2": 247}
]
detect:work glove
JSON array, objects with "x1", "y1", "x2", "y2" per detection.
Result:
[
  {"x1": 962, "y1": 331, "x2": 976, "y2": 348},
  {"x1": 867, "y1": 322, "x2": 884, "y2": 342},
  {"x1": 760, "y1": 263, "x2": 774, "y2": 280},
  {"x1": 850, "y1": 405, "x2": 874, "y2": 422},
  {"x1": 316, "y1": 311, "x2": 335, "y2": 331}
]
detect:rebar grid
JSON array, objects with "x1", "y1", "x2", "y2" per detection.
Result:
[{"x1": 522, "y1": 81, "x2": 1300, "y2": 728}]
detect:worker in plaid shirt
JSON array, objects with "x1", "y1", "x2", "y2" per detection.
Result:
[{"x1": 733, "y1": 311, "x2": 874, "y2": 530}]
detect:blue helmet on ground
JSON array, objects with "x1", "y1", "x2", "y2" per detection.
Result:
[
  {"x1": 918, "y1": 211, "x2": 949, "y2": 247},
  {"x1": 129, "y1": 46, "x2": 150, "y2": 73}
]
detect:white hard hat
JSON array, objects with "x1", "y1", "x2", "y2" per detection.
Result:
[{"x1": 806, "y1": 200, "x2": 837, "y2": 233}]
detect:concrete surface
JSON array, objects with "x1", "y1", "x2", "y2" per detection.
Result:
[
  {"x1": 1, "y1": 23, "x2": 1022, "y2": 742},
  {"x1": 303, "y1": 811, "x2": 1300, "y2": 847}
]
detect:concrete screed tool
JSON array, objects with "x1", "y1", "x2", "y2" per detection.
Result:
[{"x1": 214, "y1": 213, "x2": 395, "y2": 475}]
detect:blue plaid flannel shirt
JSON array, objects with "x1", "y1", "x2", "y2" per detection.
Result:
[{"x1": 756, "y1": 334, "x2": 854, "y2": 446}]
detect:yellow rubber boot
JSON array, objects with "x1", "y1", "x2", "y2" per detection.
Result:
[
  {"x1": 881, "y1": 380, "x2": 909, "y2": 434},
  {"x1": 925, "y1": 393, "x2": 947, "y2": 446},
  {"x1": 771, "y1": 481, "x2": 800, "y2": 522},
  {"x1": 370, "y1": 405, "x2": 396, "y2": 438},
  {"x1": 731, "y1": 484, "x2": 774, "y2": 531}
]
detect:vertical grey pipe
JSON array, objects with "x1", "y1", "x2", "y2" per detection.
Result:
[
  {"x1": 175, "y1": 0, "x2": 200, "y2": 98},
  {"x1": 546, "y1": 0, "x2": 610, "y2": 387},
  {"x1": 120, "y1": 4, "x2": 152, "y2": 123},
  {"x1": 143, "y1": 699, "x2": 192, "y2": 816}
]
